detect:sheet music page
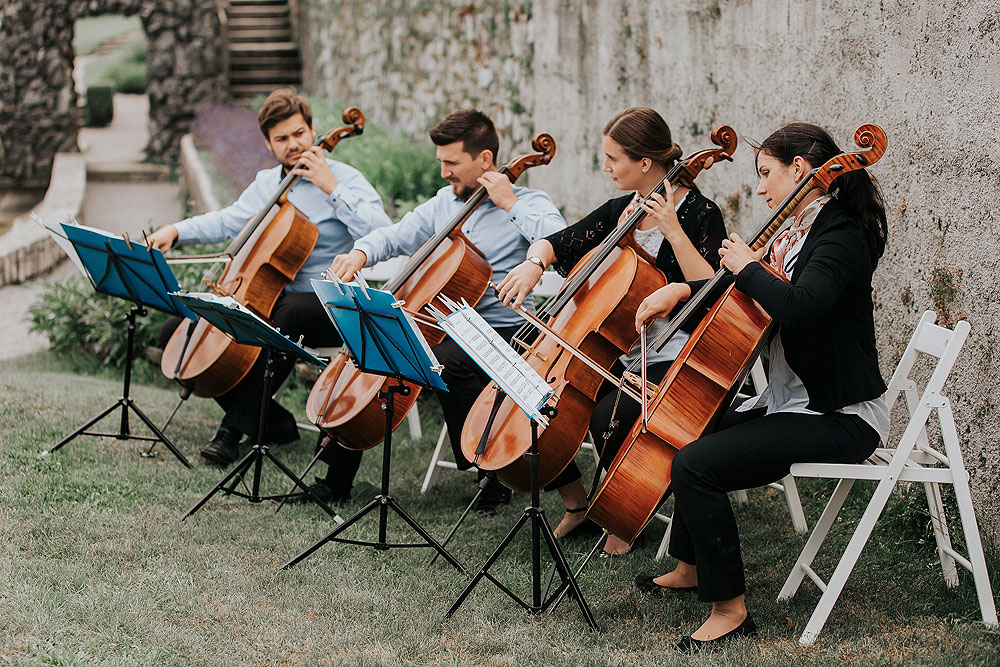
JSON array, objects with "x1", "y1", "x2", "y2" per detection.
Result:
[
  {"x1": 438, "y1": 305, "x2": 552, "y2": 423},
  {"x1": 32, "y1": 214, "x2": 87, "y2": 276}
]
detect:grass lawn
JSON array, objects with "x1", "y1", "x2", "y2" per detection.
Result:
[{"x1": 1, "y1": 351, "x2": 998, "y2": 665}]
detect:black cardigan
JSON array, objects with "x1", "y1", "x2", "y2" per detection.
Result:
[
  {"x1": 699, "y1": 199, "x2": 886, "y2": 412},
  {"x1": 544, "y1": 191, "x2": 727, "y2": 281}
]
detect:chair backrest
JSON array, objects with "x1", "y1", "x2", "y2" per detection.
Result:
[{"x1": 884, "y1": 310, "x2": 970, "y2": 460}]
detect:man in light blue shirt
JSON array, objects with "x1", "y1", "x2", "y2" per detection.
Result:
[
  {"x1": 300, "y1": 110, "x2": 565, "y2": 513},
  {"x1": 146, "y1": 89, "x2": 391, "y2": 465}
]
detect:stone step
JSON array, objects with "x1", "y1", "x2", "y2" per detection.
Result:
[
  {"x1": 86, "y1": 162, "x2": 172, "y2": 183},
  {"x1": 230, "y1": 69, "x2": 302, "y2": 83},
  {"x1": 229, "y1": 29, "x2": 292, "y2": 43},
  {"x1": 228, "y1": 6, "x2": 289, "y2": 19},
  {"x1": 231, "y1": 0, "x2": 288, "y2": 5},
  {"x1": 229, "y1": 55, "x2": 301, "y2": 69},
  {"x1": 229, "y1": 41, "x2": 298, "y2": 54},
  {"x1": 228, "y1": 16, "x2": 290, "y2": 28}
]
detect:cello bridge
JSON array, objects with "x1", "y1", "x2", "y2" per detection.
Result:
[
  {"x1": 623, "y1": 371, "x2": 657, "y2": 394},
  {"x1": 512, "y1": 338, "x2": 547, "y2": 362}
]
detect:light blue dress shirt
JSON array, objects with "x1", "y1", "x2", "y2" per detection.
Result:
[
  {"x1": 354, "y1": 184, "x2": 566, "y2": 328},
  {"x1": 174, "y1": 159, "x2": 392, "y2": 293}
]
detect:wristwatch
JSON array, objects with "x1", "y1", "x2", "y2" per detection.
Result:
[{"x1": 527, "y1": 256, "x2": 546, "y2": 270}]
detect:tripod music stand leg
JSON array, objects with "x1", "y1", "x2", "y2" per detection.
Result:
[
  {"x1": 548, "y1": 532, "x2": 606, "y2": 611},
  {"x1": 536, "y1": 513, "x2": 598, "y2": 628},
  {"x1": 383, "y1": 496, "x2": 465, "y2": 572},
  {"x1": 260, "y1": 447, "x2": 341, "y2": 520},
  {"x1": 127, "y1": 399, "x2": 192, "y2": 468},
  {"x1": 281, "y1": 496, "x2": 383, "y2": 569},
  {"x1": 275, "y1": 445, "x2": 325, "y2": 513},
  {"x1": 446, "y1": 512, "x2": 532, "y2": 617},
  {"x1": 44, "y1": 401, "x2": 121, "y2": 455},
  {"x1": 180, "y1": 449, "x2": 258, "y2": 520}
]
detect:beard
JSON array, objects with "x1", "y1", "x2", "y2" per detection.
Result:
[{"x1": 451, "y1": 182, "x2": 476, "y2": 201}]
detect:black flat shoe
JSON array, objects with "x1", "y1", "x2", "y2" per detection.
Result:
[
  {"x1": 675, "y1": 614, "x2": 757, "y2": 652},
  {"x1": 634, "y1": 573, "x2": 697, "y2": 596}
]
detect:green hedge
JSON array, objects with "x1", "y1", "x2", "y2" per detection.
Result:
[{"x1": 84, "y1": 85, "x2": 114, "y2": 127}]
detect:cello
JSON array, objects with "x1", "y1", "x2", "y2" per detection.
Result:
[
  {"x1": 460, "y1": 126, "x2": 738, "y2": 492},
  {"x1": 587, "y1": 124, "x2": 888, "y2": 543},
  {"x1": 160, "y1": 108, "x2": 366, "y2": 397},
  {"x1": 305, "y1": 134, "x2": 557, "y2": 449}
]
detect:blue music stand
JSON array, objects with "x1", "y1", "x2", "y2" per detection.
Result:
[
  {"x1": 280, "y1": 278, "x2": 463, "y2": 573},
  {"x1": 44, "y1": 223, "x2": 195, "y2": 468},
  {"x1": 170, "y1": 293, "x2": 341, "y2": 522}
]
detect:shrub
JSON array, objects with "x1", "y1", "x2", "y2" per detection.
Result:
[
  {"x1": 106, "y1": 61, "x2": 146, "y2": 94},
  {"x1": 84, "y1": 85, "x2": 114, "y2": 127},
  {"x1": 105, "y1": 42, "x2": 147, "y2": 93},
  {"x1": 28, "y1": 243, "x2": 225, "y2": 372}
]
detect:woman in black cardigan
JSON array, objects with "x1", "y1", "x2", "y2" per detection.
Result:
[
  {"x1": 496, "y1": 106, "x2": 726, "y2": 555},
  {"x1": 633, "y1": 122, "x2": 889, "y2": 651}
]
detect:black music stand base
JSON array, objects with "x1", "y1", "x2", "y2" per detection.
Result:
[
  {"x1": 281, "y1": 384, "x2": 464, "y2": 573},
  {"x1": 445, "y1": 413, "x2": 598, "y2": 630},
  {"x1": 44, "y1": 306, "x2": 192, "y2": 469},
  {"x1": 181, "y1": 350, "x2": 340, "y2": 521}
]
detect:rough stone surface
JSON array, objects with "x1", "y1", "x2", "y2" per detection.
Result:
[
  {"x1": 297, "y1": 0, "x2": 1000, "y2": 546},
  {"x1": 0, "y1": 0, "x2": 226, "y2": 187}
]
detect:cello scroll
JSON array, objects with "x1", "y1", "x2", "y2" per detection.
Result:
[
  {"x1": 502, "y1": 133, "x2": 557, "y2": 182},
  {"x1": 317, "y1": 106, "x2": 366, "y2": 151},
  {"x1": 679, "y1": 124, "x2": 737, "y2": 185}
]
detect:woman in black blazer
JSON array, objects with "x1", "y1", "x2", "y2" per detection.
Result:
[
  {"x1": 632, "y1": 122, "x2": 890, "y2": 651},
  {"x1": 496, "y1": 106, "x2": 726, "y2": 555}
]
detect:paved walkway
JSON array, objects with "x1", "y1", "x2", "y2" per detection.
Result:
[{"x1": 0, "y1": 94, "x2": 183, "y2": 361}]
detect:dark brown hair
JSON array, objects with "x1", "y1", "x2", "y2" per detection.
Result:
[
  {"x1": 429, "y1": 109, "x2": 500, "y2": 164},
  {"x1": 603, "y1": 106, "x2": 683, "y2": 170},
  {"x1": 756, "y1": 122, "x2": 888, "y2": 265},
  {"x1": 257, "y1": 88, "x2": 313, "y2": 139}
]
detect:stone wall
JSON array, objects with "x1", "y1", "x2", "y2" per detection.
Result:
[
  {"x1": 0, "y1": 0, "x2": 226, "y2": 187},
  {"x1": 297, "y1": 0, "x2": 1000, "y2": 547}
]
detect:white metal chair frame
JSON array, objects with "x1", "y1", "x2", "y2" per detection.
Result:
[{"x1": 778, "y1": 310, "x2": 997, "y2": 646}]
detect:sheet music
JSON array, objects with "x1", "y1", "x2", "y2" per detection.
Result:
[
  {"x1": 435, "y1": 303, "x2": 552, "y2": 424},
  {"x1": 31, "y1": 214, "x2": 87, "y2": 277}
]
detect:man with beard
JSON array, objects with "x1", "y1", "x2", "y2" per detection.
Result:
[
  {"x1": 145, "y1": 89, "x2": 392, "y2": 465},
  {"x1": 301, "y1": 109, "x2": 566, "y2": 513}
]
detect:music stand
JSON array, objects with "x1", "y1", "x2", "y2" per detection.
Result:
[
  {"x1": 280, "y1": 277, "x2": 464, "y2": 572},
  {"x1": 42, "y1": 221, "x2": 195, "y2": 468},
  {"x1": 170, "y1": 292, "x2": 342, "y2": 521},
  {"x1": 428, "y1": 298, "x2": 597, "y2": 629}
]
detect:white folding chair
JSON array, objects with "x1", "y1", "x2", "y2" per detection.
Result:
[{"x1": 778, "y1": 310, "x2": 996, "y2": 646}]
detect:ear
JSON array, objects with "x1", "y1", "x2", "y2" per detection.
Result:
[
  {"x1": 792, "y1": 156, "x2": 809, "y2": 182},
  {"x1": 478, "y1": 149, "x2": 495, "y2": 169}
]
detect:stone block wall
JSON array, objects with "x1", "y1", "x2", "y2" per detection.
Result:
[
  {"x1": 297, "y1": 0, "x2": 1000, "y2": 546},
  {"x1": 0, "y1": 0, "x2": 226, "y2": 187}
]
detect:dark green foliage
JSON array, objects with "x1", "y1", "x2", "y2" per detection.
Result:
[
  {"x1": 27, "y1": 243, "x2": 222, "y2": 374},
  {"x1": 105, "y1": 42, "x2": 147, "y2": 94},
  {"x1": 84, "y1": 85, "x2": 114, "y2": 127}
]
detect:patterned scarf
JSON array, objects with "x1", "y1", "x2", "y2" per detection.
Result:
[{"x1": 768, "y1": 194, "x2": 831, "y2": 279}]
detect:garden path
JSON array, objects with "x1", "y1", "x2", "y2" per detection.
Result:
[{"x1": 0, "y1": 93, "x2": 182, "y2": 360}]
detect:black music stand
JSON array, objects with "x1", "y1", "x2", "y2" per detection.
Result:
[
  {"x1": 171, "y1": 293, "x2": 341, "y2": 522},
  {"x1": 280, "y1": 278, "x2": 464, "y2": 572},
  {"x1": 426, "y1": 299, "x2": 597, "y2": 629},
  {"x1": 43, "y1": 223, "x2": 195, "y2": 468}
]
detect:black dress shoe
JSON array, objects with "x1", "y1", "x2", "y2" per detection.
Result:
[
  {"x1": 675, "y1": 614, "x2": 757, "y2": 652},
  {"x1": 288, "y1": 478, "x2": 351, "y2": 505},
  {"x1": 200, "y1": 426, "x2": 242, "y2": 465},
  {"x1": 471, "y1": 477, "x2": 512, "y2": 516},
  {"x1": 634, "y1": 573, "x2": 698, "y2": 596}
]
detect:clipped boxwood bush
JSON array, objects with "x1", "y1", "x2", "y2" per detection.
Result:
[
  {"x1": 106, "y1": 61, "x2": 146, "y2": 93},
  {"x1": 84, "y1": 85, "x2": 114, "y2": 127}
]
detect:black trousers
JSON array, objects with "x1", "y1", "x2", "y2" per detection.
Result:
[
  {"x1": 556, "y1": 360, "x2": 673, "y2": 492},
  {"x1": 667, "y1": 405, "x2": 880, "y2": 603},
  {"x1": 160, "y1": 291, "x2": 342, "y2": 441},
  {"x1": 317, "y1": 325, "x2": 522, "y2": 489}
]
